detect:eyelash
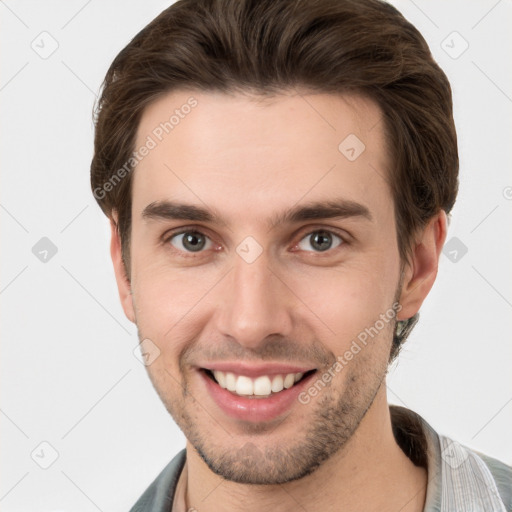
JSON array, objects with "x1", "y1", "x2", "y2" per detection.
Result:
[{"x1": 162, "y1": 226, "x2": 348, "y2": 258}]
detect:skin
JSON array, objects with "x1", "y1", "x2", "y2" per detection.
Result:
[{"x1": 110, "y1": 89, "x2": 447, "y2": 511}]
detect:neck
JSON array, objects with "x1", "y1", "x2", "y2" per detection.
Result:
[{"x1": 184, "y1": 384, "x2": 427, "y2": 512}]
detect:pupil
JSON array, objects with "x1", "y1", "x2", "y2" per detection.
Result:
[
  {"x1": 184, "y1": 232, "x2": 205, "y2": 251},
  {"x1": 311, "y1": 231, "x2": 331, "y2": 251}
]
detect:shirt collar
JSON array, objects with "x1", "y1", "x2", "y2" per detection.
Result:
[
  {"x1": 167, "y1": 405, "x2": 507, "y2": 512},
  {"x1": 390, "y1": 405, "x2": 507, "y2": 512}
]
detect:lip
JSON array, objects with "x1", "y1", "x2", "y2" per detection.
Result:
[
  {"x1": 199, "y1": 368, "x2": 317, "y2": 423},
  {"x1": 197, "y1": 362, "x2": 315, "y2": 378}
]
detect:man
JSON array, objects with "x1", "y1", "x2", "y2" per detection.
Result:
[{"x1": 90, "y1": 0, "x2": 511, "y2": 510}]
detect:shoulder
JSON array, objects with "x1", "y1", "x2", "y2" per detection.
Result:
[
  {"x1": 129, "y1": 449, "x2": 187, "y2": 512},
  {"x1": 473, "y1": 449, "x2": 512, "y2": 511},
  {"x1": 390, "y1": 405, "x2": 511, "y2": 511},
  {"x1": 438, "y1": 434, "x2": 512, "y2": 511}
]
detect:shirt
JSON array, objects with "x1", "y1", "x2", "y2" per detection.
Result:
[{"x1": 129, "y1": 405, "x2": 512, "y2": 511}]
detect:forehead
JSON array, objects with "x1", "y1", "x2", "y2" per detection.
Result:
[{"x1": 132, "y1": 89, "x2": 392, "y2": 227}]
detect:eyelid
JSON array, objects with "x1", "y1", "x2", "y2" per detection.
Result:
[
  {"x1": 162, "y1": 225, "x2": 214, "y2": 242},
  {"x1": 292, "y1": 221, "x2": 352, "y2": 241}
]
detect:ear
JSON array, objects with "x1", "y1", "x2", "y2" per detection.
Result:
[
  {"x1": 110, "y1": 214, "x2": 136, "y2": 324},
  {"x1": 397, "y1": 210, "x2": 448, "y2": 320}
]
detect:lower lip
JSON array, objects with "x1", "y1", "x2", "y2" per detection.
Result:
[{"x1": 200, "y1": 370, "x2": 316, "y2": 422}]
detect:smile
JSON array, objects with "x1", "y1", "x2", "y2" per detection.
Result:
[
  {"x1": 198, "y1": 364, "x2": 318, "y2": 422},
  {"x1": 204, "y1": 369, "x2": 315, "y2": 398}
]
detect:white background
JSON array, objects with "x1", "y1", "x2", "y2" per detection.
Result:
[{"x1": 1, "y1": 0, "x2": 511, "y2": 510}]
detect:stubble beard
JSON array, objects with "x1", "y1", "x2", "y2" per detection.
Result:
[
  {"x1": 139, "y1": 278, "x2": 400, "y2": 485},
  {"x1": 156, "y1": 342, "x2": 389, "y2": 485}
]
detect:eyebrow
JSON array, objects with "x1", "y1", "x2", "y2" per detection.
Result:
[{"x1": 141, "y1": 198, "x2": 372, "y2": 229}]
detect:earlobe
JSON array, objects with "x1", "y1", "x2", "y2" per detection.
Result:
[
  {"x1": 397, "y1": 210, "x2": 448, "y2": 320},
  {"x1": 109, "y1": 215, "x2": 136, "y2": 324}
]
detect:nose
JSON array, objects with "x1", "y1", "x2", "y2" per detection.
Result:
[{"x1": 214, "y1": 249, "x2": 294, "y2": 350}]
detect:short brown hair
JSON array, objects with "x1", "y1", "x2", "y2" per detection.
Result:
[{"x1": 90, "y1": 0, "x2": 458, "y2": 356}]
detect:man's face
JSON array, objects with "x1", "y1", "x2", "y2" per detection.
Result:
[{"x1": 125, "y1": 90, "x2": 403, "y2": 484}]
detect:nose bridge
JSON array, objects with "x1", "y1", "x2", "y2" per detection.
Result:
[{"x1": 215, "y1": 248, "x2": 293, "y2": 347}]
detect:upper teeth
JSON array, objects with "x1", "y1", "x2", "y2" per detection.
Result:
[{"x1": 212, "y1": 370, "x2": 304, "y2": 397}]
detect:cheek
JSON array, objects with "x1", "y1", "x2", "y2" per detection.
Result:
[
  {"x1": 130, "y1": 260, "x2": 219, "y2": 358},
  {"x1": 132, "y1": 246, "x2": 198, "y2": 324},
  {"x1": 288, "y1": 256, "x2": 399, "y2": 343}
]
